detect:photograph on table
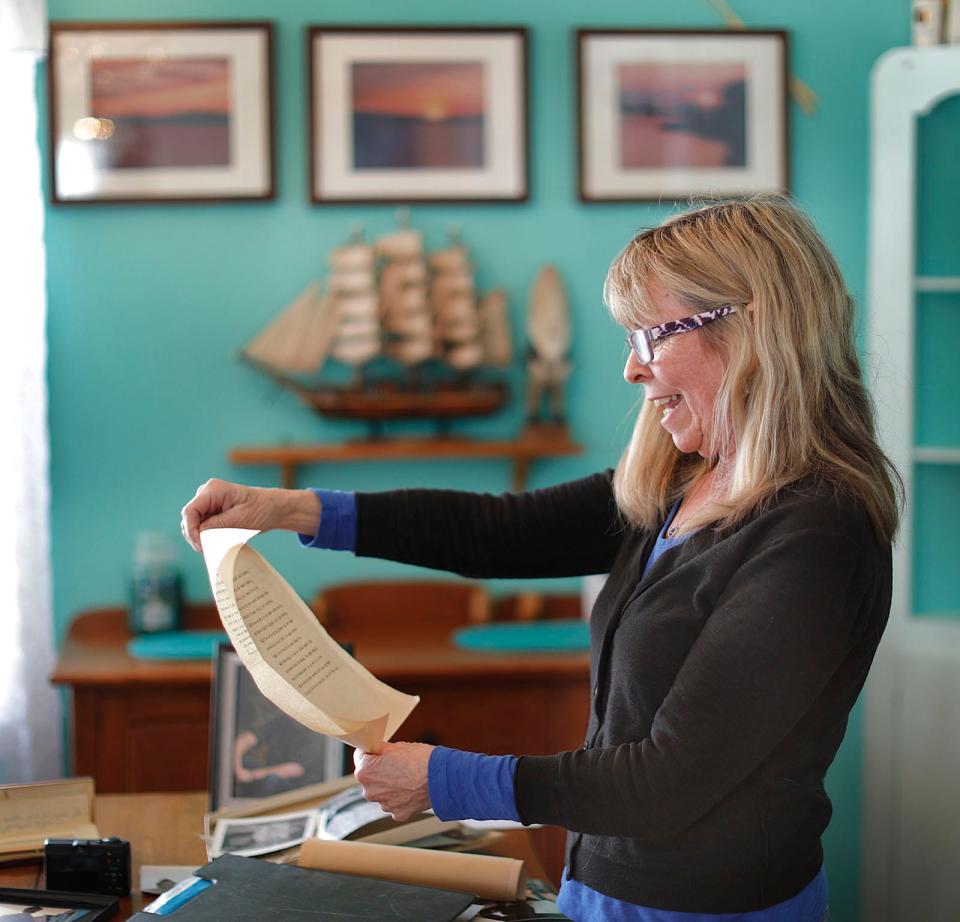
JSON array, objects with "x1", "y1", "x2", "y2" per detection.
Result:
[
  {"x1": 48, "y1": 21, "x2": 274, "y2": 203},
  {"x1": 308, "y1": 26, "x2": 528, "y2": 203},
  {"x1": 210, "y1": 809, "x2": 317, "y2": 859},
  {"x1": 0, "y1": 889, "x2": 117, "y2": 922},
  {"x1": 577, "y1": 29, "x2": 789, "y2": 201},
  {"x1": 209, "y1": 644, "x2": 349, "y2": 811}
]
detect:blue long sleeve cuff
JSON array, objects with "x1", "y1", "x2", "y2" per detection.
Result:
[
  {"x1": 297, "y1": 489, "x2": 357, "y2": 551},
  {"x1": 428, "y1": 746, "x2": 520, "y2": 823}
]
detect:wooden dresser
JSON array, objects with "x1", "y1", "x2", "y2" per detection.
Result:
[{"x1": 51, "y1": 601, "x2": 591, "y2": 884}]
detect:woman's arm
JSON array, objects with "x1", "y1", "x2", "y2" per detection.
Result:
[
  {"x1": 182, "y1": 472, "x2": 626, "y2": 580},
  {"x1": 355, "y1": 470, "x2": 625, "y2": 579}
]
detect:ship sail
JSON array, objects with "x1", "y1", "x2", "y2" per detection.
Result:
[
  {"x1": 378, "y1": 227, "x2": 434, "y2": 367},
  {"x1": 241, "y1": 283, "x2": 341, "y2": 375},
  {"x1": 238, "y1": 217, "x2": 512, "y2": 426},
  {"x1": 242, "y1": 239, "x2": 381, "y2": 378},
  {"x1": 430, "y1": 245, "x2": 485, "y2": 372},
  {"x1": 327, "y1": 242, "x2": 379, "y2": 369}
]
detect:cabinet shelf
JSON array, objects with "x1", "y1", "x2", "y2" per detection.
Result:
[
  {"x1": 915, "y1": 276, "x2": 960, "y2": 293},
  {"x1": 914, "y1": 446, "x2": 960, "y2": 464},
  {"x1": 229, "y1": 430, "x2": 583, "y2": 490}
]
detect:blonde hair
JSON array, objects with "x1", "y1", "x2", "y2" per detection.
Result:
[{"x1": 605, "y1": 194, "x2": 902, "y2": 543}]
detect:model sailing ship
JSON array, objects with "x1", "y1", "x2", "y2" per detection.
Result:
[{"x1": 240, "y1": 219, "x2": 514, "y2": 427}]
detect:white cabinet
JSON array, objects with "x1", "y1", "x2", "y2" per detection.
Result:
[{"x1": 864, "y1": 44, "x2": 960, "y2": 922}]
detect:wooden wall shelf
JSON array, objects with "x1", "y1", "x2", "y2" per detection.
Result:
[{"x1": 229, "y1": 430, "x2": 583, "y2": 490}]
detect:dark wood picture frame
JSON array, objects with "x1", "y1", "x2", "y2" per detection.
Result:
[
  {"x1": 209, "y1": 645, "x2": 349, "y2": 812},
  {"x1": 0, "y1": 887, "x2": 118, "y2": 921},
  {"x1": 48, "y1": 21, "x2": 275, "y2": 204},
  {"x1": 307, "y1": 25, "x2": 528, "y2": 204},
  {"x1": 577, "y1": 28, "x2": 789, "y2": 202}
]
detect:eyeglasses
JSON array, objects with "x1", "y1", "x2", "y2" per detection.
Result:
[{"x1": 625, "y1": 305, "x2": 739, "y2": 365}]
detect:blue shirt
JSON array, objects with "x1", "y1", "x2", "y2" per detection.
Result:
[
  {"x1": 300, "y1": 490, "x2": 829, "y2": 921},
  {"x1": 298, "y1": 489, "x2": 357, "y2": 551}
]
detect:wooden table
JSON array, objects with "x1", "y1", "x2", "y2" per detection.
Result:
[
  {"x1": 0, "y1": 792, "x2": 547, "y2": 919},
  {"x1": 51, "y1": 604, "x2": 591, "y2": 884}
]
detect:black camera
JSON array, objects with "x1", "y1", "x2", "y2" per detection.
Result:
[{"x1": 43, "y1": 836, "x2": 131, "y2": 896}]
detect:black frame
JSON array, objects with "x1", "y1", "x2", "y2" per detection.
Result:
[
  {"x1": 48, "y1": 20, "x2": 276, "y2": 205},
  {"x1": 576, "y1": 28, "x2": 790, "y2": 202},
  {"x1": 0, "y1": 887, "x2": 118, "y2": 921}
]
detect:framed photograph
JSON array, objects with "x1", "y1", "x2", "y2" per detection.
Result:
[
  {"x1": 48, "y1": 21, "x2": 274, "y2": 204},
  {"x1": 209, "y1": 645, "x2": 349, "y2": 812},
  {"x1": 0, "y1": 887, "x2": 118, "y2": 921},
  {"x1": 577, "y1": 29, "x2": 789, "y2": 201},
  {"x1": 308, "y1": 26, "x2": 528, "y2": 203}
]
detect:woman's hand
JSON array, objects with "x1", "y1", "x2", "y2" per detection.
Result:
[
  {"x1": 354, "y1": 741, "x2": 434, "y2": 821},
  {"x1": 179, "y1": 478, "x2": 321, "y2": 552}
]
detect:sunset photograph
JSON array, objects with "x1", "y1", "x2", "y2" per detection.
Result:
[
  {"x1": 617, "y1": 61, "x2": 746, "y2": 169},
  {"x1": 351, "y1": 60, "x2": 486, "y2": 169},
  {"x1": 91, "y1": 57, "x2": 232, "y2": 169}
]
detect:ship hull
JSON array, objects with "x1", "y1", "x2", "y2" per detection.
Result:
[{"x1": 296, "y1": 381, "x2": 509, "y2": 421}]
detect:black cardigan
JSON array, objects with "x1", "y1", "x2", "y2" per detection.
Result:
[{"x1": 355, "y1": 471, "x2": 891, "y2": 913}]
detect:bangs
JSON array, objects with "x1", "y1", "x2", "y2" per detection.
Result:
[
  {"x1": 603, "y1": 236, "x2": 662, "y2": 329},
  {"x1": 604, "y1": 209, "x2": 751, "y2": 331}
]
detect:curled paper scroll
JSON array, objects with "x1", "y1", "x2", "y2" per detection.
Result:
[
  {"x1": 201, "y1": 528, "x2": 418, "y2": 753},
  {"x1": 299, "y1": 838, "x2": 527, "y2": 902}
]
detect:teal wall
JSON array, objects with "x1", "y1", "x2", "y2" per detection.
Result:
[{"x1": 42, "y1": 2, "x2": 914, "y2": 920}]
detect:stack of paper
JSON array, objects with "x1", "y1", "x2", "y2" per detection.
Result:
[{"x1": 0, "y1": 777, "x2": 98, "y2": 861}]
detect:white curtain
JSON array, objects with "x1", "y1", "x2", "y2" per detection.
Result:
[{"x1": 0, "y1": 0, "x2": 62, "y2": 783}]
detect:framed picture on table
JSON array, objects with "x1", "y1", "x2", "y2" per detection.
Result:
[
  {"x1": 48, "y1": 21, "x2": 274, "y2": 204},
  {"x1": 307, "y1": 26, "x2": 528, "y2": 203},
  {"x1": 0, "y1": 888, "x2": 118, "y2": 921},
  {"x1": 209, "y1": 645, "x2": 349, "y2": 812},
  {"x1": 577, "y1": 29, "x2": 789, "y2": 202}
]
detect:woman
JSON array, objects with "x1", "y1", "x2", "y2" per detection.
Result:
[{"x1": 181, "y1": 196, "x2": 900, "y2": 921}]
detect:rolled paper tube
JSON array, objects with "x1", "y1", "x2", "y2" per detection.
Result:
[{"x1": 298, "y1": 837, "x2": 526, "y2": 902}]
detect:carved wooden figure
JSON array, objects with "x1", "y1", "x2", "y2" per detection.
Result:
[{"x1": 525, "y1": 265, "x2": 571, "y2": 424}]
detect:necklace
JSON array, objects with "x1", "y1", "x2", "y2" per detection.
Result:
[
  {"x1": 665, "y1": 502, "x2": 688, "y2": 537},
  {"x1": 667, "y1": 464, "x2": 729, "y2": 538}
]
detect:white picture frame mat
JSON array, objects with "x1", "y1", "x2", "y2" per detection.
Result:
[
  {"x1": 582, "y1": 34, "x2": 785, "y2": 198},
  {"x1": 53, "y1": 29, "x2": 270, "y2": 199},
  {"x1": 314, "y1": 32, "x2": 524, "y2": 198}
]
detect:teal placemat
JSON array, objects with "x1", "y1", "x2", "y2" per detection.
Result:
[
  {"x1": 452, "y1": 619, "x2": 589, "y2": 653},
  {"x1": 127, "y1": 630, "x2": 230, "y2": 660}
]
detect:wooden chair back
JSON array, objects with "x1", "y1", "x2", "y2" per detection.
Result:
[{"x1": 311, "y1": 580, "x2": 491, "y2": 640}]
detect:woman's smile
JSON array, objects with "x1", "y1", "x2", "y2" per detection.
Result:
[{"x1": 657, "y1": 393, "x2": 685, "y2": 424}]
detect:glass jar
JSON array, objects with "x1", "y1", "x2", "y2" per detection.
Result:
[{"x1": 129, "y1": 531, "x2": 182, "y2": 634}]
